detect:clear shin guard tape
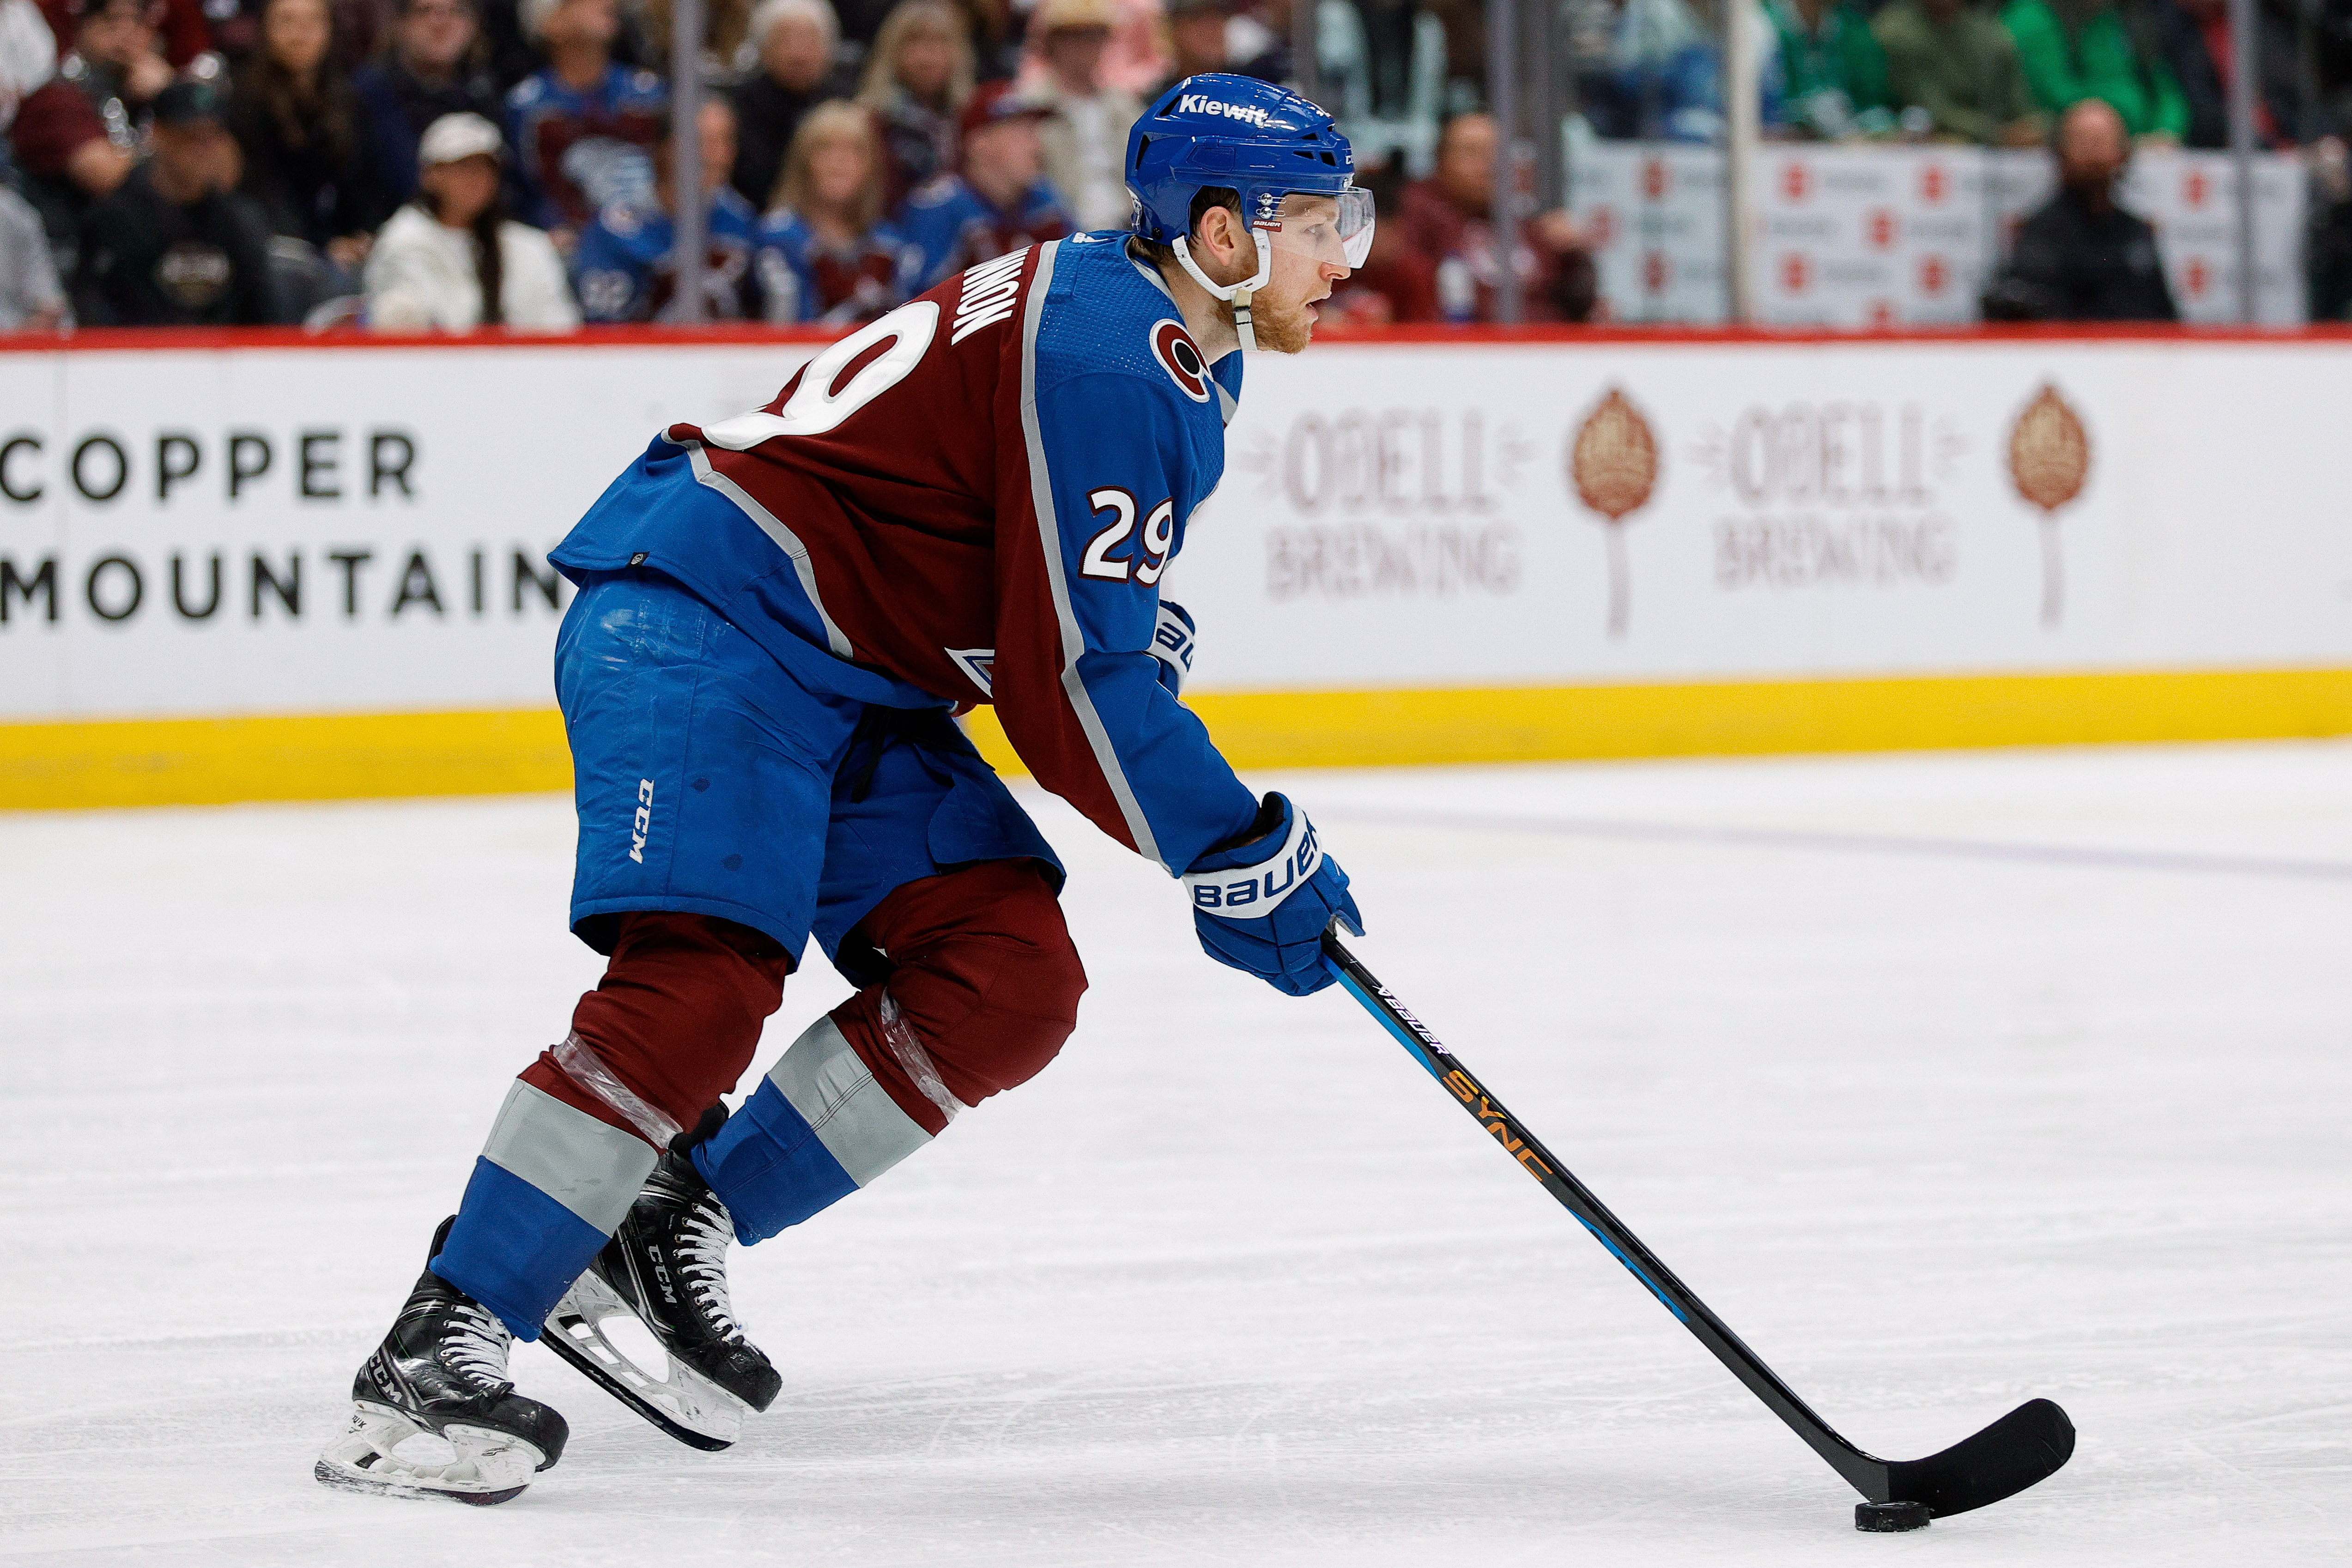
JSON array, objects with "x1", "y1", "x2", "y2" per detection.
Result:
[
  {"x1": 876, "y1": 991, "x2": 962, "y2": 1125},
  {"x1": 553, "y1": 1031, "x2": 683, "y2": 1148}
]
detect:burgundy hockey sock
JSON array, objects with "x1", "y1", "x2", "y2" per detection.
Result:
[
  {"x1": 694, "y1": 860, "x2": 1086, "y2": 1242},
  {"x1": 435, "y1": 913, "x2": 793, "y2": 1333},
  {"x1": 522, "y1": 911, "x2": 794, "y2": 1142}
]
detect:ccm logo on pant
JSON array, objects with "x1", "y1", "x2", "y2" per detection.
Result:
[
  {"x1": 1184, "y1": 817, "x2": 1321, "y2": 913},
  {"x1": 629, "y1": 779, "x2": 655, "y2": 863}
]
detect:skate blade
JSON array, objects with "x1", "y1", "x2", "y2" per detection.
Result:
[
  {"x1": 544, "y1": 1271, "x2": 749, "y2": 1453},
  {"x1": 314, "y1": 1402, "x2": 542, "y2": 1505}
]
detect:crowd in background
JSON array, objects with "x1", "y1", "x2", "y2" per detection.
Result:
[
  {"x1": 1577, "y1": 0, "x2": 2345, "y2": 150},
  {"x1": 6, "y1": 0, "x2": 2352, "y2": 331}
]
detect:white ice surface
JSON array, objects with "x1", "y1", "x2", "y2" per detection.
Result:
[{"x1": 3, "y1": 742, "x2": 2349, "y2": 1565}]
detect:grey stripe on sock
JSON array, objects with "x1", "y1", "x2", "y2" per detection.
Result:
[
  {"x1": 768, "y1": 1016, "x2": 931, "y2": 1187},
  {"x1": 481, "y1": 1079, "x2": 657, "y2": 1234}
]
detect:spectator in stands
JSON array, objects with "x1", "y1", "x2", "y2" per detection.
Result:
[
  {"x1": 896, "y1": 78, "x2": 1067, "y2": 287},
  {"x1": 573, "y1": 94, "x2": 756, "y2": 318},
  {"x1": 730, "y1": 0, "x2": 841, "y2": 207},
  {"x1": 1225, "y1": 0, "x2": 1290, "y2": 79},
  {"x1": 2148, "y1": 0, "x2": 2306, "y2": 148},
  {"x1": 1, "y1": 0, "x2": 59, "y2": 179},
  {"x1": 1061, "y1": 0, "x2": 1167, "y2": 95},
  {"x1": 11, "y1": 0, "x2": 171, "y2": 260},
  {"x1": 1022, "y1": 0, "x2": 1139, "y2": 231},
  {"x1": 2001, "y1": 0, "x2": 2188, "y2": 141},
  {"x1": 354, "y1": 0, "x2": 504, "y2": 209},
  {"x1": 506, "y1": 0, "x2": 667, "y2": 240},
  {"x1": 1984, "y1": 96, "x2": 2176, "y2": 319},
  {"x1": 858, "y1": 0, "x2": 973, "y2": 209},
  {"x1": 475, "y1": 0, "x2": 547, "y2": 91},
  {"x1": 753, "y1": 96, "x2": 910, "y2": 321},
  {"x1": 364, "y1": 109, "x2": 579, "y2": 327},
  {"x1": 34, "y1": 0, "x2": 215, "y2": 71},
  {"x1": 0, "y1": 182, "x2": 67, "y2": 328},
  {"x1": 1398, "y1": 110, "x2": 1593, "y2": 321},
  {"x1": 1873, "y1": 0, "x2": 2045, "y2": 145},
  {"x1": 1578, "y1": 0, "x2": 1777, "y2": 144},
  {"x1": 1153, "y1": 0, "x2": 1230, "y2": 97},
  {"x1": 633, "y1": 0, "x2": 752, "y2": 77},
  {"x1": 958, "y1": 0, "x2": 1022, "y2": 82},
  {"x1": 228, "y1": 0, "x2": 385, "y2": 282},
  {"x1": 74, "y1": 76, "x2": 277, "y2": 322},
  {"x1": 1769, "y1": 0, "x2": 1893, "y2": 139}
]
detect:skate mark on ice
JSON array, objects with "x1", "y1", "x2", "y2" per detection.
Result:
[{"x1": 1323, "y1": 809, "x2": 2352, "y2": 884}]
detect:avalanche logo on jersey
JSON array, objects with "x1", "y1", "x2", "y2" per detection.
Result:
[
  {"x1": 1150, "y1": 320, "x2": 1210, "y2": 403},
  {"x1": 946, "y1": 647, "x2": 997, "y2": 696}
]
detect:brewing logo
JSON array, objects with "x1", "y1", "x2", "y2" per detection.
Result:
[
  {"x1": 1568, "y1": 387, "x2": 1659, "y2": 638},
  {"x1": 2006, "y1": 382, "x2": 2090, "y2": 627}
]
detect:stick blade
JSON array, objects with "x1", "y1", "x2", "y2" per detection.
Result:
[{"x1": 1881, "y1": 1398, "x2": 2075, "y2": 1518}]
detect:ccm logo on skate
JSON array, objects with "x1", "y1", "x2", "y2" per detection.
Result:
[
  {"x1": 629, "y1": 779, "x2": 655, "y2": 863},
  {"x1": 1444, "y1": 1070, "x2": 1554, "y2": 1181}
]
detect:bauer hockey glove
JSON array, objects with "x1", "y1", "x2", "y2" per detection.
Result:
[
  {"x1": 1183, "y1": 792, "x2": 1362, "y2": 997},
  {"x1": 1150, "y1": 600, "x2": 1197, "y2": 696}
]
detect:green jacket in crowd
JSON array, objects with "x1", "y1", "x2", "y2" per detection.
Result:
[
  {"x1": 1872, "y1": 0, "x2": 2043, "y2": 144},
  {"x1": 2000, "y1": 0, "x2": 2189, "y2": 138},
  {"x1": 1770, "y1": 0, "x2": 1894, "y2": 138}
]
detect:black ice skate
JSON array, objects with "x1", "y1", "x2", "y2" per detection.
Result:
[
  {"x1": 315, "y1": 1218, "x2": 569, "y2": 1506},
  {"x1": 543, "y1": 1149, "x2": 781, "y2": 1451}
]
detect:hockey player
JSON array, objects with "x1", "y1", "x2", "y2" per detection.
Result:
[{"x1": 316, "y1": 73, "x2": 1376, "y2": 1505}]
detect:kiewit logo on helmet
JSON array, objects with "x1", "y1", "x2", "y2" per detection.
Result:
[{"x1": 1178, "y1": 94, "x2": 1273, "y2": 127}]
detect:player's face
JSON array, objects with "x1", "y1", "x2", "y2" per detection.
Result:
[{"x1": 1252, "y1": 194, "x2": 1361, "y2": 355}]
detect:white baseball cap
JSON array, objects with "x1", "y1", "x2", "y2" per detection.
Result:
[{"x1": 418, "y1": 112, "x2": 503, "y2": 169}]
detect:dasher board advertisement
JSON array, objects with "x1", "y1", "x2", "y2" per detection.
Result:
[
  {"x1": 4, "y1": 334, "x2": 2351, "y2": 729},
  {"x1": 0, "y1": 341, "x2": 814, "y2": 720}
]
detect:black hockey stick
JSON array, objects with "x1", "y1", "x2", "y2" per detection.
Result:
[{"x1": 1321, "y1": 932, "x2": 2074, "y2": 1530}]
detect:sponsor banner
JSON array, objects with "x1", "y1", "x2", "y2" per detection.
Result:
[
  {"x1": 0, "y1": 342, "x2": 814, "y2": 720},
  {"x1": 1562, "y1": 145, "x2": 1731, "y2": 326},
  {"x1": 4, "y1": 334, "x2": 2350, "y2": 744},
  {"x1": 1571, "y1": 144, "x2": 2309, "y2": 327},
  {"x1": 1174, "y1": 338, "x2": 2352, "y2": 690}
]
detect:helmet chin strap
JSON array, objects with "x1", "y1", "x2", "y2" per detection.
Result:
[{"x1": 1172, "y1": 230, "x2": 1277, "y2": 353}]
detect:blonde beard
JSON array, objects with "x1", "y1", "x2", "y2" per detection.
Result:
[
  {"x1": 1215, "y1": 232, "x2": 1315, "y2": 354},
  {"x1": 1214, "y1": 290, "x2": 1313, "y2": 354}
]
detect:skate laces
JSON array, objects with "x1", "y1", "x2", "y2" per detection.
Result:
[
  {"x1": 444, "y1": 1301, "x2": 515, "y2": 1392},
  {"x1": 675, "y1": 1197, "x2": 743, "y2": 1342}
]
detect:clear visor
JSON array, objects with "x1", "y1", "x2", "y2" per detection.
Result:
[{"x1": 1262, "y1": 187, "x2": 1376, "y2": 270}]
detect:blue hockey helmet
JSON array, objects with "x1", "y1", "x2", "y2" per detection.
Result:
[{"x1": 1126, "y1": 74, "x2": 1374, "y2": 348}]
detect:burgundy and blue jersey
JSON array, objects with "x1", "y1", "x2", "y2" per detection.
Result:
[
  {"x1": 573, "y1": 187, "x2": 758, "y2": 322},
  {"x1": 896, "y1": 174, "x2": 1074, "y2": 292},
  {"x1": 504, "y1": 64, "x2": 667, "y2": 231},
  {"x1": 752, "y1": 210, "x2": 920, "y2": 326},
  {"x1": 551, "y1": 233, "x2": 1260, "y2": 873}
]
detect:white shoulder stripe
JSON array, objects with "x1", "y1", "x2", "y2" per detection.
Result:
[
  {"x1": 681, "y1": 440, "x2": 856, "y2": 659},
  {"x1": 1018, "y1": 240, "x2": 1170, "y2": 869}
]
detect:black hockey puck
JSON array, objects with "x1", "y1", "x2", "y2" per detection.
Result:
[{"x1": 1855, "y1": 1501, "x2": 1933, "y2": 1533}]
